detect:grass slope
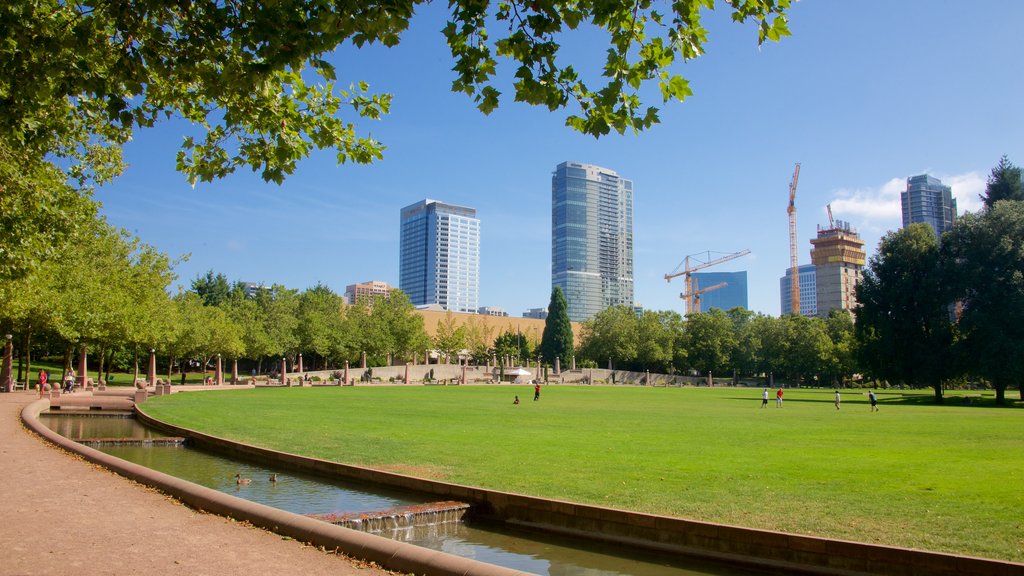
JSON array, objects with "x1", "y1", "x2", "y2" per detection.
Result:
[{"x1": 141, "y1": 385, "x2": 1024, "y2": 562}]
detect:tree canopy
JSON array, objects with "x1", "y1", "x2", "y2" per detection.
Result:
[
  {"x1": 1, "y1": 0, "x2": 792, "y2": 187},
  {"x1": 855, "y1": 224, "x2": 954, "y2": 402},
  {"x1": 942, "y1": 201, "x2": 1024, "y2": 404}
]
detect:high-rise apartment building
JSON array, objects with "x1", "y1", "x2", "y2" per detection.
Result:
[
  {"x1": 551, "y1": 161, "x2": 634, "y2": 322},
  {"x1": 399, "y1": 199, "x2": 480, "y2": 313},
  {"x1": 691, "y1": 271, "x2": 748, "y2": 312},
  {"x1": 810, "y1": 221, "x2": 865, "y2": 317},
  {"x1": 779, "y1": 264, "x2": 817, "y2": 317},
  {"x1": 902, "y1": 174, "x2": 957, "y2": 237}
]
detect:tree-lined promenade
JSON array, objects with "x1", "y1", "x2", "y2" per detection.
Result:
[{"x1": 141, "y1": 385, "x2": 1024, "y2": 563}]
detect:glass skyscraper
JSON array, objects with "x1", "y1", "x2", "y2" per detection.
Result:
[
  {"x1": 551, "y1": 161, "x2": 634, "y2": 322},
  {"x1": 691, "y1": 271, "x2": 748, "y2": 312},
  {"x1": 399, "y1": 199, "x2": 480, "y2": 313},
  {"x1": 902, "y1": 174, "x2": 957, "y2": 237}
]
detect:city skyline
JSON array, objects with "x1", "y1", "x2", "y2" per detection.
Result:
[{"x1": 91, "y1": 2, "x2": 1023, "y2": 317}]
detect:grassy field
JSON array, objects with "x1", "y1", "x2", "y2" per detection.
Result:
[{"x1": 140, "y1": 385, "x2": 1023, "y2": 562}]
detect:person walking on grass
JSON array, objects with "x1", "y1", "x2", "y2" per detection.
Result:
[
  {"x1": 869, "y1": 389, "x2": 878, "y2": 412},
  {"x1": 534, "y1": 381, "x2": 541, "y2": 401},
  {"x1": 834, "y1": 389, "x2": 841, "y2": 410},
  {"x1": 775, "y1": 388, "x2": 784, "y2": 407},
  {"x1": 761, "y1": 388, "x2": 769, "y2": 408}
]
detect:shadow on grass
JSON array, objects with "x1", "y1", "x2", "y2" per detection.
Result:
[{"x1": 723, "y1": 391, "x2": 1022, "y2": 409}]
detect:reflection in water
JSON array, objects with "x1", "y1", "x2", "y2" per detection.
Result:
[
  {"x1": 99, "y1": 444, "x2": 416, "y2": 515},
  {"x1": 42, "y1": 414, "x2": 767, "y2": 576},
  {"x1": 39, "y1": 413, "x2": 165, "y2": 440}
]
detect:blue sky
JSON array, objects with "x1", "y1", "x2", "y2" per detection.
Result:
[{"x1": 95, "y1": 1, "x2": 1024, "y2": 317}]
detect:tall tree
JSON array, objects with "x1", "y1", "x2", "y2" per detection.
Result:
[
  {"x1": 296, "y1": 283, "x2": 345, "y2": 369},
  {"x1": 2, "y1": 1, "x2": 792, "y2": 186},
  {"x1": 433, "y1": 312, "x2": 466, "y2": 363},
  {"x1": 191, "y1": 270, "x2": 232, "y2": 307},
  {"x1": 539, "y1": 286, "x2": 574, "y2": 365},
  {"x1": 942, "y1": 202, "x2": 1024, "y2": 404},
  {"x1": 780, "y1": 315, "x2": 832, "y2": 386},
  {"x1": 981, "y1": 155, "x2": 1024, "y2": 208},
  {"x1": 681, "y1": 309, "x2": 736, "y2": 379},
  {"x1": 494, "y1": 329, "x2": 532, "y2": 364},
  {"x1": 578, "y1": 305, "x2": 637, "y2": 369},
  {"x1": 634, "y1": 311, "x2": 677, "y2": 373},
  {"x1": 855, "y1": 224, "x2": 954, "y2": 401}
]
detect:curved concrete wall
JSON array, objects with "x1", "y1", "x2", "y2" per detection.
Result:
[
  {"x1": 133, "y1": 404, "x2": 1024, "y2": 576},
  {"x1": 21, "y1": 399, "x2": 529, "y2": 576}
]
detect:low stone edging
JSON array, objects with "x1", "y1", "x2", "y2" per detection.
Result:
[
  {"x1": 132, "y1": 402, "x2": 1024, "y2": 576},
  {"x1": 20, "y1": 399, "x2": 529, "y2": 576}
]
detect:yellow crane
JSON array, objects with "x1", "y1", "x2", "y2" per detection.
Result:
[
  {"x1": 665, "y1": 250, "x2": 751, "y2": 315},
  {"x1": 787, "y1": 163, "x2": 802, "y2": 315},
  {"x1": 680, "y1": 281, "x2": 728, "y2": 315}
]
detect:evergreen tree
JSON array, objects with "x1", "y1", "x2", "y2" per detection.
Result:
[
  {"x1": 539, "y1": 286, "x2": 574, "y2": 365},
  {"x1": 981, "y1": 155, "x2": 1024, "y2": 208}
]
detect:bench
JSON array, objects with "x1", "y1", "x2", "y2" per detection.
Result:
[{"x1": 12, "y1": 380, "x2": 27, "y2": 391}]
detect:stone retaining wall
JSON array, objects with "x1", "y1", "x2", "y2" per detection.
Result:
[{"x1": 134, "y1": 405, "x2": 1024, "y2": 576}]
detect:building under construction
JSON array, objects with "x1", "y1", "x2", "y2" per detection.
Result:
[{"x1": 809, "y1": 220, "x2": 865, "y2": 317}]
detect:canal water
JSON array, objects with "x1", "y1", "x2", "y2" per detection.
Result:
[{"x1": 39, "y1": 413, "x2": 767, "y2": 576}]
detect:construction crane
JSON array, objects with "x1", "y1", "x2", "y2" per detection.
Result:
[
  {"x1": 826, "y1": 203, "x2": 835, "y2": 229},
  {"x1": 680, "y1": 282, "x2": 727, "y2": 314},
  {"x1": 665, "y1": 249, "x2": 751, "y2": 315},
  {"x1": 787, "y1": 163, "x2": 802, "y2": 315}
]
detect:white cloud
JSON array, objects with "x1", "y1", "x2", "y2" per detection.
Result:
[
  {"x1": 940, "y1": 171, "x2": 985, "y2": 215},
  {"x1": 226, "y1": 239, "x2": 246, "y2": 252},
  {"x1": 830, "y1": 177, "x2": 905, "y2": 223}
]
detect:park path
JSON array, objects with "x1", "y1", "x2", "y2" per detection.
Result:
[{"x1": 0, "y1": 389, "x2": 393, "y2": 576}]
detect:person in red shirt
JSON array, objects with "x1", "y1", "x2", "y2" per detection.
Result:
[
  {"x1": 776, "y1": 388, "x2": 784, "y2": 407},
  {"x1": 534, "y1": 381, "x2": 541, "y2": 401}
]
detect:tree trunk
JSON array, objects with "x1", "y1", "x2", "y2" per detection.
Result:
[
  {"x1": 62, "y1": 345, "x2": 72, "y2": 381},
  {"x1": 257, "y1": 357, "x2": 263, "y2": 375},
  {"x1": 22, "y1": 331, "x2": 32, "y2": 390},
  {"x1": 994, "y1": 383, "x2": 1006, "y2": 406},
  {"x1": 132, "y1": 345, "x2": 140, "y2": 384},
  {"x1": 97, "y1": 345, "x2": 105, "y2": 384},
  {"x1": 932, "y1": 384, "x2": 944, "y2": 404},
  {"x1": 104, "y1": 348, "x2": 113, "y2": 382}
]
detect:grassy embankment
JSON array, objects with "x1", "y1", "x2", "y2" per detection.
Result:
[{"x1": 141, "y1": 385, "x2": 1023, "y2": 562}]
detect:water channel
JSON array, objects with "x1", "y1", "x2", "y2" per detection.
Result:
[{"x1": 40, "y1": 413, "x2": 768, "y2": 576}]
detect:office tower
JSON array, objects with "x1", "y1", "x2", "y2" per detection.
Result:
[
  {"x1": 691, "y1": 271, "x2": 748, "y2": 312},
  {"x1": 902, "y1": 174, "x2": 957, "y2": 237},
  {"x1": 551, "y1": 161, "x2": 634, "y2": 322},
  {"x1": 810, "y1": 220, "x2": 865, "y2": 317},
  {"x1": 779, "y1": 264, "x2": 817, "y2": 317},
  {"x1": 344, "y1": 280, "x2": 393, "y2": 305},
  {"x1": 399, "y1": 199, "x2": 480, "y2": 313}
]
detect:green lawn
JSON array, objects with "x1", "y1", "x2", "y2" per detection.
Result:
[{"x1": 140, "y1": 385, "x2": 1024, "y2": 562}]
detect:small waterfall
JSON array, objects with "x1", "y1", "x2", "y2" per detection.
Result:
[
  {"x1": 76, "y1": 437, "x2": 187, "y2": 446},
  {"x1": 312, "y1": 501, "x2": 471, "y2": 533}
]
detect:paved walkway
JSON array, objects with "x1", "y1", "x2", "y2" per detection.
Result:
[{"x1": 0, "y1": 389, "x2": 392, "y2": 576}]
